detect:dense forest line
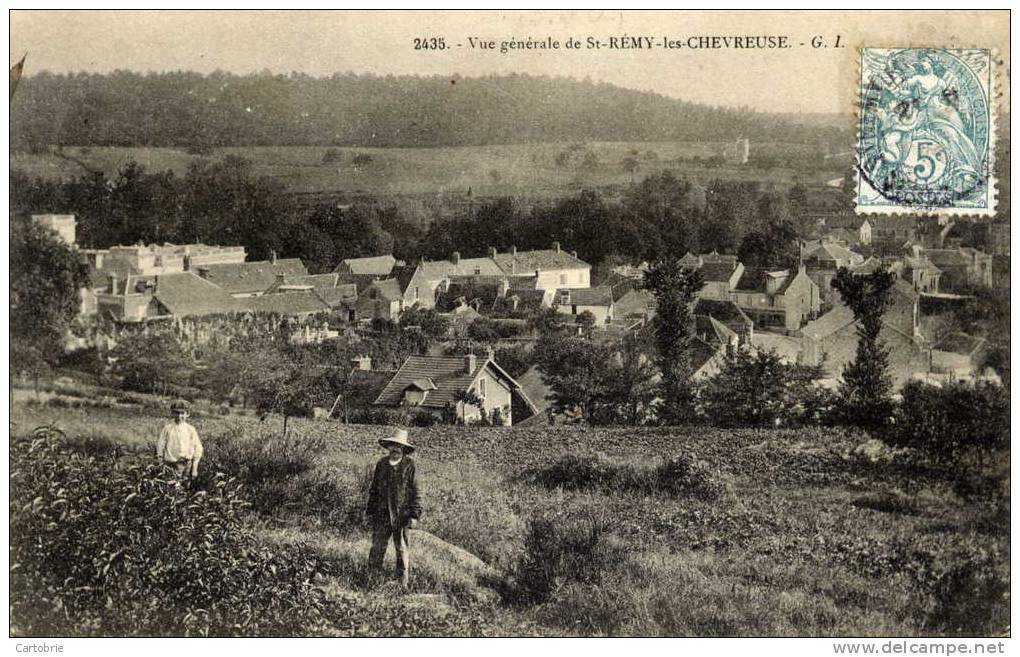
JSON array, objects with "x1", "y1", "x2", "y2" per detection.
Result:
[
  {"x1": 10, "y1": 159, "x2": 807, "y2": 272},
  {"x1": 10, "y1": 71, "x2": 849, "y2": 151}
]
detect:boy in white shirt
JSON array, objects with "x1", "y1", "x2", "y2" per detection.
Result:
[{"x1": 155, "y1": 399, "x2": 204, "y2": 485}]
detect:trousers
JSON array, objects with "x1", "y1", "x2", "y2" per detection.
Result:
[{"x1": 368, "y1": 525, "x2": 410, "y2": 585}]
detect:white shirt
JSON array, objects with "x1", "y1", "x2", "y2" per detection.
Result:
[{"x1": 156, "y1": 421, "x2": 204, "y2": 463}]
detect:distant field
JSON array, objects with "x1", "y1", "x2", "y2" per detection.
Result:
[{"x1": 10, "y1": 142, "x2": 849, "y2": 199}]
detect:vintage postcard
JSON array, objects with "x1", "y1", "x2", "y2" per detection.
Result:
[{"x1": 7, "y1": 9, "x2": 1010, "y2": 648}]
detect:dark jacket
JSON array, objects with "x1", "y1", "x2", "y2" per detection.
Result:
[{"x1": 366, "y1": 456, "x2": 422, "y2": 530}]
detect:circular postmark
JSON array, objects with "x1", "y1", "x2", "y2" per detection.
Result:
[{"x1": 858, "y1": 48, "x2": 990, "y2": 209}]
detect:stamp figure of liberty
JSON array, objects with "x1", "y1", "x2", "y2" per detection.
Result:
[{"x1": 857, "y1": 48, "x2": 995, "y2": 216}]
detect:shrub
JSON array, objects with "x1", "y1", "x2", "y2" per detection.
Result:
[
  {"x1": 530, "y1": 452, "x2": 722, "y2": 501},
  {"x1": 10, "y1": 434, "x2": 329, "y2": 636},
  {"x1": 891, "y1": 381, "x2": 1009, "y2": 462},
  {"x1": 926, "y1": 547, "x2": 1009, "y2": 636},
  {"x1": 654, "y1": 453, "x2": 724, "y2": 501},
  {"x1": 511, "y1": 508, "x2": 627, "y2": 603}
]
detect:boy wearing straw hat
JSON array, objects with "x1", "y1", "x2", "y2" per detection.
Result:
[
  {"x1": 366, "y1": 427, "x2": 422, "y2": 587},
  {"x1": 155, "y1": 399, "x2": 204, "y2": 485}
]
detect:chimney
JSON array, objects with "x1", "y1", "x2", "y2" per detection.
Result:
[
  {"x1": 552, "y1": 241, "x2": 561, "y2": 253},
  {"x1": 465, "y1": 353, "x2": 477, "y2": 373},
  {"x1": 571, "y1": 250, "x2": 578, "y2": 258},
  {"x1": 510, "y1": 245, "x2": 517, "y2": 255},
  {"x1": 451, "y1": 251, "x2": 461, "y2": 265},
  {"x1": 270, "y1": 249, "x2": 278, "y2": 264},
  {"x1": 109, "y1": 273, "x2": 119, "y2": 294},
  {"x1": 488, "y1": 246, "x2": 497, "y2": 258}
]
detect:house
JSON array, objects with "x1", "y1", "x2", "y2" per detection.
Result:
[
  {"x1": 821, "y1": 215, "x2": 872, "y2": 246},
  {"x1": 731, "y1": 265, "x2": 821, "y2": 333},
  {"x1": 393, "y1": 255, "x2": 507, "y2": 311},
  {"x1": 439, "y1": 304, "x2": 484, "y2": 337},
  {"x1": 554, "y1": 286, "x2": 615, "y2": 324},
  {"x1": 194, "y1": 256, "x2": 308, "y2": 297},
  {"x1": 614, "y1": 288, "x2": 656, "y2": 322},
  {"x1": 915, "y1": 246, "x2": 994, "y2": 290},
  {"x1": 931, "y1": 332, "x2": 987, "y2": 378},
  {"x1": 490, "y1": 243, "x2": 590, "y2": 290},
  {"x1": 693, "y1": 298, "x2": 754, "y2": 343},
  {"x1": 801, "y1": 281, "x2": 927, "y2": 388},
  {"x1": 900, "y1": 255, "x2": 942, "y2": 294},
  {"x1": 98, "y1": 242, "x2": 247, "y2": 276},
  {"x1": 356, "y1": 278, "x2": 404, "y2": 321},
  {"x1": 335, "y1": 254, "x2": 398, "y2": 277},
  {"x1": 513, "y1": 365, "x2": 555, "y2": 426},
  {"x1": 435, "y1": 275, "x2": 509, "y2": 313},
  {"x1": 96, "y1": 272, "x2": 243, "y2": 322},
  {"x1": 374, "y1": 354, "x2": 536, "y2": 426},
  {"x1": 871, "y1": 216, "x2": 918, "y2": 249},
  {"x1": 802, "y1": 239, "x2": 866, "y2": 301}
]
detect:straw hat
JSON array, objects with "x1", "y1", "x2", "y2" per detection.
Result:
[
  {"x1": 169, "y1": 399, "x2": 191, "y2": 414},
  {"x1": 379, "y1": 427, "x2": 415, "y2": 454}
]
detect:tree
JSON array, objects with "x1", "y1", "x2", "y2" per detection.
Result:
[
  {"x1": 534, "y1": 336, "x2": 615, "y2": 423},
  {"x1": 830, "y1": 267, "x2": 897, "y2": 430},
  {"x1": 109, "y1": 332, "x2": 193, "y2": 396},
  {"x1": 643, "y1": 258, "x2": 704, "y2": 424},
  {"x1": 701, "y1": 347, "x2": 829, "y2": 427},
  {"x1": 10, "y1": 217, "x2": 89, "y2": 389},
  {"x1": 239, "y1": 342, "x2": 331, "y2": 437}
]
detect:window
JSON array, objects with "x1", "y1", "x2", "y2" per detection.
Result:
[
  {"x1": 560, "y1": 274, "x2": 567, "y2": 285},
  {"x1": 479, "y1": 378, "x2": 486, "y2": 399},
  {"x1": 414, "y1": 286, "x2": 419, "y2": 301}
]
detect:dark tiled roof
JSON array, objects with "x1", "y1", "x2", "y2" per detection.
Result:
[
  {"x1": 693, "y1": 298, "x2": 753, "y2": 326},
  {"x1": 735, "y1": 267, "x2": 785, "y2": 293},
  {"x1": 196, "y1": 259, "x2": 308, "y2": 295},
  {"x1": 491, "y1": 249, "x2": 589, "y2": 275},
  {"x1": 558, "y1": 287, "x2": 613, "y2": 306},
  {"x1": 934, "y1": 332, "x2": 985, "y2": 356},
  {"x1": 802, "y1": 304, "x2": 855, "y2": 340},
  {"x1": 515, "y1": 366, "x2": 553, "y2": 414},
  {"x1": 700, "y1": 261, "x2": 739, "y2": 283},
  {"x1": 243, "y1": 290, "x2": 329, "y2": 316},
  {"x1": 369, "y1": 278, "x2": 404, "y2": 303},
  {"x1": 803, "y1": 241, "x2": 862, "y2": 264},
  {"x1": 151, "y1": 272, "x2": 243, "y2": 317},
  {"x1": 336, "y1": 272, "x2": 384, "y2": 293},
  {"x1": 315, "y1": 284, "x2": 358, "y2": 308},
  {"x1": 508, "y1": 275, "x2": 540, "y2": 291},
  {"x1": 374, "y1": 356, "x2": 518, "y2": 409},
  {"x1": 690, "y1": 337, "x2": 722, "y2": 373}
]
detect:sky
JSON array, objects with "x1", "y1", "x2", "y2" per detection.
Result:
[{"x1": 9, "y1": 10, "x2": 1010, "y2": 115}]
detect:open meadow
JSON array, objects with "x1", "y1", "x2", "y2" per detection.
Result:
[
  {"x1": 10, "y1": 141, "x2": 849, "y2": 199},
  {"x1": 10, "y1": 395, "x2": 1009, "y2": 637}
]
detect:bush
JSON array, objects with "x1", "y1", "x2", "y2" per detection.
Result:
[
  {"x1": 531, "y1": 452, "x2": 723, "y2": 501},
  {"x1": 511, "y1": 508, "x2": 627, "y2": 603},
  {"x1": 926, "y1": 547, "x2": 1009, "y2": 636},
  {"x1": 654, "y1": 453, "x2": 725, "y2": 501},
  {"x1": 891, "y1": 381, "x2": 1009, "y2": 462},
  {"x1": 10, "y1": 433, "x2": 329, "y2": 636}
]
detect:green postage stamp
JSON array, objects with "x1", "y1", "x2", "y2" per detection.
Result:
[{"x1": 856, "y1": 48, "x2": 996, "y2": 217}]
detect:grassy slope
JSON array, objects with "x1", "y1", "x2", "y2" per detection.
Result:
[
  {"x1": 10, "y1": 142, "x2": 848, "y2": 198},
  {"x1": 11, "y1": 400, "x2": 1009, "y2": 637}
]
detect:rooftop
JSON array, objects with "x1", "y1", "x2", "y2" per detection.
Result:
[
  {"x1": 196, "y1": 259, "x2": 308, "y2": 295},
  {"x1": 149, "y1": 272, "x2": 243, "y2": 318},
  {"x1": 243, "y1": 290, "x2": 329, "y2": 316},
  {"x1": 491, "y1": 248, "x2": 589, "y2": 275},
  {"x1": 339, "y1": 254, "x2": 397, "y2": 277},
  {"x1": 374, "y1": 356, "x2": 519, "y2": 409},
  {"x1": 934, "y1": 332, "x2": 986, "y2": 356}
]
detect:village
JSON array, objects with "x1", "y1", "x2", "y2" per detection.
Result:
[{"x1": 29, "y1": 207, "x2": 1006, "y2": 428}]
